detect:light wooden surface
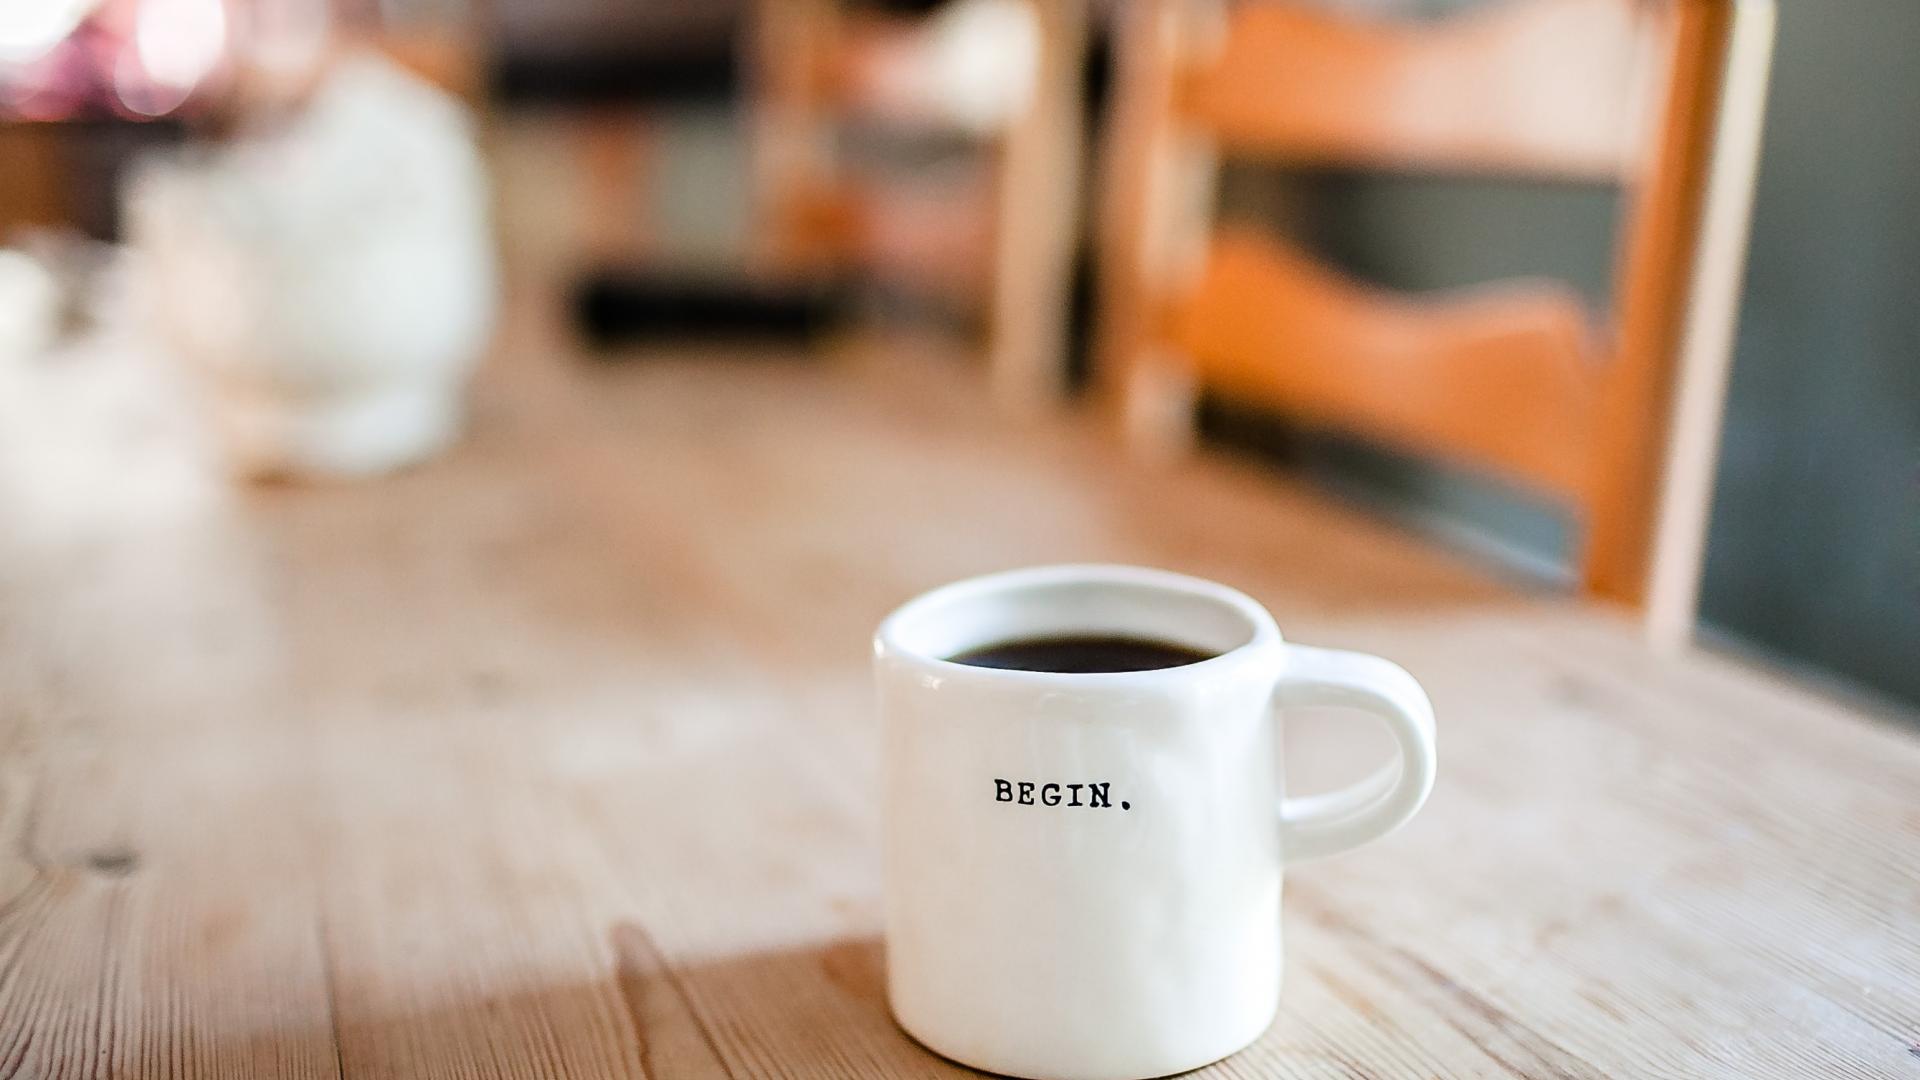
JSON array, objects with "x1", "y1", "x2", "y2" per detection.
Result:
[
  {"x1": 1097, "y1": 0, "x2": 1776, "y2": 638},
  {"x1": 2, "y1": 289, "x2": 1918, "y2": 1079}
]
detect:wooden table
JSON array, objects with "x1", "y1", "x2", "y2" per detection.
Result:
[{"x1": 2, "y1": 316, "x2": 1917, "y2": 1079}]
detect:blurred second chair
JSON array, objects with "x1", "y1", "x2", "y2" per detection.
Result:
[
  {"x1": 1096, "y1": 0, "x2": 1775, "y2": 645},
  {"x1": 750, "y1": 0, "x2": 1088, "y2": 409}
]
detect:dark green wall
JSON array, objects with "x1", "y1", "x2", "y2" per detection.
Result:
[
  {"x1": 1211, "y1": 0, "x2": 1920, "y2": 713},
  {"x1": 1695, "y1": 0, "x2": 1920, "y2": 709}
]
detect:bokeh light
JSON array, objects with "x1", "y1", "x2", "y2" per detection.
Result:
[
  {"x1": 0, "y1": 0, "x2": 97, "y2": 64},
  {"x1": 135, "y1": 0, "x2": 226, "y2": 89}
]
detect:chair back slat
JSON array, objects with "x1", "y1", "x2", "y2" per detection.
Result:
[
  {"x1": 1179, "y1": 0, "x2": 1661, "y2": 179},
  {"x1": 1170, "y1": 230, "x2": 1600, "y2": 496}
]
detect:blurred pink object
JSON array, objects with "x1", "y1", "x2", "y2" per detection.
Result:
[
  {"x1": 0, "y1": 0, "x2": 232, "y2": 120},
  {"x1": 125, "y1": 50, "x2": 497, "y2": 478}
]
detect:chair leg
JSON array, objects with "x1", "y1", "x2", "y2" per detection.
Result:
[
  {"x1": 1118, "y1": 346, "x2": 1200, "y2": 457},
  {"x1": 578, "y1": 110, "x2": 650, "y2": 266},
  {"x1": 1639, "y1": 0, "x2": 1776, "y2": 653},
  {"x1": 986, "y1": 0, "x2": 1089, "y2": 414}
]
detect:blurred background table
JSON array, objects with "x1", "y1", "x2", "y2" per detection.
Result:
[{"x1": 1, "y1": 284, "x2": 1916, "y2": 1077}]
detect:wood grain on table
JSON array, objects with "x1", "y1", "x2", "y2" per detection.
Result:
[{"x1": 1, "y1": 312, "x2": 1916, "y2": 1079}]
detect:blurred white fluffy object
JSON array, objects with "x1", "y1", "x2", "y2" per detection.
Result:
[
  {"x1": 0, "y1": 249, "x2": 62, "y2": 362},
  {"x1": 928, "y1": 0, "x2": 1039, "y2": 135},
  {"x1": 857, "y1": 0, "x2": 1039, "y2": 136},
  {"x1": 126, "y1": 51, "x2": 497, "y2": 478}
]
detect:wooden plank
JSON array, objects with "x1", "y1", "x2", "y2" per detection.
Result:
[
  {"x1": 1170, "y1": 228, "x2": 1600, "y2": 499},
  {"x1": 0, "y1": 340, "x2": 340, "y2": 1079},
  {"x1": 1177, "y1": 0, "x2": 1659, "y2": 180}
]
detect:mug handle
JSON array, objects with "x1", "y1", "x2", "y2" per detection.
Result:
[{"x1": 1273, "y1": 645, "x2": 1437, "y2": 864}]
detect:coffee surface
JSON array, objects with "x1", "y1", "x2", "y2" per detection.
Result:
[{"x1": 948, "y1": 634, "x2": 1215, "y2": 674}]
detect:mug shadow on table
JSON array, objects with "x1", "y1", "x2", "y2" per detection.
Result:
[
  {"x1": 192, "y1": 932, "x2": 986, "y2": 1078},
  {"x1": 271, "y1": 927, "x2": 1374, "y2": 1079},
  {"x1": 300, "y1": 923, "x2": 1390, "y2": 1079},
  {"x1": 599, "y1": 926, "x2": 978, "y2": 1078}
]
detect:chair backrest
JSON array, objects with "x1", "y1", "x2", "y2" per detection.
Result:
[
  {"x1": 1096, "y1": 0, "x2": 1774, "y2": 641},
  {"x1": 749, "y1": 0, "x2": 1089, "y2": 409},
  {"x1": 0, "y1": 126, "x2": 67, "y2": 238}
]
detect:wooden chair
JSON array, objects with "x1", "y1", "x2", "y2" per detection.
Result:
[
  {"x1": 749, "y1": 0, "x2": 1088, "y2": 410},
  {"x1": 0, "y1": 125, "x2": 68, "y2": 239},
  {"x1": 1095, "y1": 0, "x2": 1775, "y2": 646}
]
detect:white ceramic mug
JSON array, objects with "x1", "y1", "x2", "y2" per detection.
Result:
[{"x1": 875, "y1": 565, "x2": 1437, "y2": 1080}]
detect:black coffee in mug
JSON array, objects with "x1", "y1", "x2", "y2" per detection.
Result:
[{"x1": 949, "y1": 634, "x2": 1216, "y2": 674}]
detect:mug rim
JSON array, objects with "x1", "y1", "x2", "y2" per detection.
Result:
[{"x1": 874, "y1": 563, "x2": 1283, "y2": 684}]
